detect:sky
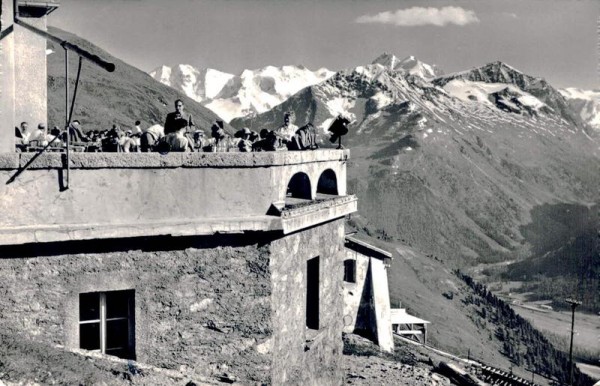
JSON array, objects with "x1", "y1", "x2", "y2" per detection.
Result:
[{"x1": 49, "y1": 0, "x2": 599, "y2": 89}]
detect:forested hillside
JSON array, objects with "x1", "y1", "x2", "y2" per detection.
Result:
[{"x1": 457, "y1": 272, "x2": 594, "y2": 386}]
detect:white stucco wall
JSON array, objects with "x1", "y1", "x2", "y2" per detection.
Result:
[
  {"x1": 370, "y1": 257, "x2": 394, "y2": 352},
  {"x1": 342, "y1": 246, "x2": 394, "y2": 352},
  {"x1": 0, "y1": 0, "x2": 16, "y2": 153}
]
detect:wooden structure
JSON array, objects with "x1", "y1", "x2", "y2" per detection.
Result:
[{"x1": 390, "y1": 308, "x2": 430, "y2": 345}]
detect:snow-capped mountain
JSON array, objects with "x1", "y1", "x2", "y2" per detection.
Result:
[
  {"x1": 560, "y1": 88, "x2": 600, "y2": 133},
  {"x1": 232, "y1": 59, "x2": 598, "y2": 270},
  {"x1": 149, "y1": 64, "x2": 334, "y2": 122},
  {"x1": 434, "y1": 61, "x2": 582, "y2": 127},
  {"x1": 372, "y1": 53, "x2": 444, "y2": 80},
  {"x1": 234, "y1": 60, "x2": 585, "y2": 139},
  {"x1": 149, "y1": 65, "x2": 235, "y2": 102}
]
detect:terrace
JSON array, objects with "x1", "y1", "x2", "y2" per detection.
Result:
[{"x1": 0, "y1": 150, "x2": 357, "y2": 245}]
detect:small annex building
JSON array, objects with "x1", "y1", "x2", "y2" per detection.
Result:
[
  {"x1": 390, "y1": 308, "x2": 430, "y2": 345},
  {"x1": 342, "y1": 236, "x2": 394, "y2": 352}
]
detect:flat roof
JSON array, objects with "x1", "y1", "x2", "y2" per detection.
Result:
[
  {"x1": 345, "y1": 236, "x2": 393, "y2": 260},
  {"x1": 17, "y1": 1, "x2": 60, "y2": 17},
  {"x1": 390, "y1": 309, "x2": 430, "y2": 325}
]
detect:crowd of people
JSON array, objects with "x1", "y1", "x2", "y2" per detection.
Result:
[{"x1": 14, "y1": 99, "x2": 321, "y2": 154}]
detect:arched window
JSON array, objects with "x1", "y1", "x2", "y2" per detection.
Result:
[
  {"x1": 316, "y1": 169, "x2": 338, "y2": 195},
  {"x1": 287, "y1": 172, "x2": 312, "y2": 199}
]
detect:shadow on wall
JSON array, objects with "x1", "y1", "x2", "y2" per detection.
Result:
[
  {"x1": 0, "y1": 232, "x2": 277, "y2": 258},
  {"x1": 353, "y1": 259, "x2": 377, "y2": 343}
]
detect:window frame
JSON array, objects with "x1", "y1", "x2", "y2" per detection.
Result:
[{"x1": 79, "y1": 290, "x2": 135, "y2": 359}]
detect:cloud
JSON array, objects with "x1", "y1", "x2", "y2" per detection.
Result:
[{"x1": 355, "y1": 6, "x2": 480, "y2": 27}]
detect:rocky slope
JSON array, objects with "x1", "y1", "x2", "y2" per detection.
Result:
[{"x1": 150, "y1": 63, "x2": 334, "y2": 122}]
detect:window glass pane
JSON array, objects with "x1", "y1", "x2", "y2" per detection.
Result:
[
  {"x1": 106, "y1": 291, "x2": 130, "y2": 319},
  {"x1": 80, "y1": 322, "x2": 100, "y2": 350},
  {"x1": 106, "y1": 319, "x2": 129, "y2": 351},
  {"x1": 79, "y1": 292, "x2": 100, "y2": 321}
]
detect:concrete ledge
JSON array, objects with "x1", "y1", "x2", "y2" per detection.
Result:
[
  {"x1": 0, "y1": 153, "x2": 19, "y2": 169},
  {"x1": 281, "y1": 195, "x2": 358, "y2": 234},
  {"x1": 18, "y1": 152, "x2": 64, "y2": 168},
  {"x1": 0, "y1": 216, "x2": 284, "y2": 245},
  {"x1": 9, "y1": 149, "x2": 350, "y2": 170},
  {"x1": 0, "y1": 196, "x2": 358, "y2": 245}
]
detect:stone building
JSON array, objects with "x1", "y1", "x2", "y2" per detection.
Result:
[
  {"x1": 0, "y1": 1, "x2": 357, "y2": 385},
  {"x1": 342, "y1": 236, "x2": 394, "y2": 352}
]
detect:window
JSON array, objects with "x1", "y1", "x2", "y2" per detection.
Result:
[
  {"x1": 343, "y1": 259, "x2": 356, "y2": 283},
  {"x1": 79, "y1": 290, "x2": 135, "y2": 359},
  {"x1": 306, "y1": 256, "x2": 320, "y2": 330}
]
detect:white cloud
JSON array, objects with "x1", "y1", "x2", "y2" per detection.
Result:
[{"x1": 355, "y1": 6, "x2": 480, "y2": 27}]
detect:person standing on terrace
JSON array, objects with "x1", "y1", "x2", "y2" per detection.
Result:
[{"x1": 164, "y1": 99, "x2": 194, "y2": 135}]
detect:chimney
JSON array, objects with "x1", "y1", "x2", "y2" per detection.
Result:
[
  {"x1": 14, "y1": 1, "x2": 59, "y2": 137},
  {"x1": 0, "y1": 0, "x2": 16, "y2": 153}
]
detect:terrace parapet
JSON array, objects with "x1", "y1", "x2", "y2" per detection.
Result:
[{"x1": 0, "y1": 150, "x2": 357, "y2": 245}]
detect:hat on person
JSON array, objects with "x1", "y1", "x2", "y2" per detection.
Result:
[{"x1": 38, "y1": 123, "x2": 46, "y2": 130}]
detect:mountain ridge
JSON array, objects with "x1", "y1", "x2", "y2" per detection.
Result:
[
  {"x1": 373, "y1": 53, "x2": 444, "y2": 80},
  {"x1": 233, "y1": 60, "x2": 599, "y2": 273},
  {"x1": 149, "y1": 54, "x2": 600, "y2": 133},
  {"x1": 560, "y1": 87, "x2": 600, "y2": 133},
  {"x1": 434, "y1": 61, "x2": 583, "y2": 128},
  {"x1": 149, "y1": 63, "x2": 334, "y2": 122}
]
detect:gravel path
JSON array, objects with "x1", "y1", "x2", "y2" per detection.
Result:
[{"x1": 343, "y1": 355, "x2": 452, "y2": 385}]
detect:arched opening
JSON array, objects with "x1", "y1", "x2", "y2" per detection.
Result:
[
  {"x1": 316, "y1": 169, "x2": 338, "y2": 196},
  {"x1": 286, "y1": 172, "x2": 312, "y2": 200}
]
